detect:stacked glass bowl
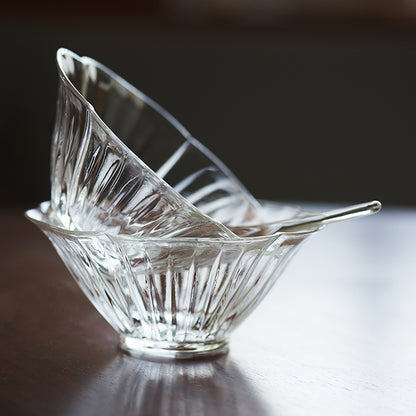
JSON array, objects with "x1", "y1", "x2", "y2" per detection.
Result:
[{"x1": 26, "y1": 49, "x2": 380, "y2": 358}]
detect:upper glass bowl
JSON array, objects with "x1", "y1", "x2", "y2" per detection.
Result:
[{"x1": 51, "y1": 48, "x2": 265, "y2": 239}]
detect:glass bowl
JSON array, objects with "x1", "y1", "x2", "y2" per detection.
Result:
[
  {"x1": 51, "y1": 48, "x2": 263, "y2": 239},
  {"x1": 31, "y1": 48, "x2": 381, "y2": 359},
  {"x1": 26, "y1": 201, "x2": 318, "y2": 358}
]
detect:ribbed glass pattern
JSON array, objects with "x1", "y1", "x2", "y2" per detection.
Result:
[{"x1": 50, "y1": 49, "x2": 263, "y2": 239}]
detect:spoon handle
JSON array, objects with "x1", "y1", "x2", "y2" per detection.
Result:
[{"x1": 278, "y1": 200, "x2": 382, "y2": 233}]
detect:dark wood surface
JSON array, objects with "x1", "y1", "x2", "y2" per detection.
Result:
[{"x1": 1, "y1": 204, "x2": 415, "y2": 415}]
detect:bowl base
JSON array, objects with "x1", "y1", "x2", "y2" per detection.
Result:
[{"x1": 119, "y1": 335, "x2": 229, "y2": 359}]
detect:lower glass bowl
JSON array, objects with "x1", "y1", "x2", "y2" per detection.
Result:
[{"x1": 26, "y1": 201, "x2": 318, "y2": 358}]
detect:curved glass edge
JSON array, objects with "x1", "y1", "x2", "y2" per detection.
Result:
[
  {"x1": 25, "y1": 201, "x2": 322, "y2": 243},
  {"x1": 56, "y1": 48, "x2": 191, "y2": 139}
]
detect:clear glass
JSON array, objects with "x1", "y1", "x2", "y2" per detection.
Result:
[
  {"x1": 51, "y1": 48, "x2": 264, "y2": 239},
  {"x1": 26, "y1": 201, "x2": 315, "y2": 358},
  {"x1": 28, "y1": 48, "x2": 381, "y2": 358}
]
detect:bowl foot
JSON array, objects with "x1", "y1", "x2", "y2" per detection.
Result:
[{"x1": 119, "y1": 335, "x2": 229, "y2": 360}]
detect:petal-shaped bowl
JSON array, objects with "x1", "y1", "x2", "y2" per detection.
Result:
[
  {"x1": 52, "y1": 48, "x2": 263, "y2": 239},
  {"x1": 26, "y1": 201, "x2": 318, "y2": 358}
]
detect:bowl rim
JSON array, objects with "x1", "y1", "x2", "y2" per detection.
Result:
[
  {"x1": 25, "y1": 201, "x2": 322, "y2": 243},
  {"x1": 56, "y1": 48, "x2": 193, "y2": 141}
]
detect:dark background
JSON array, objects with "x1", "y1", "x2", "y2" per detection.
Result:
[{"x1": 1, "y1": 1, "x2": 415, "y2": 208}]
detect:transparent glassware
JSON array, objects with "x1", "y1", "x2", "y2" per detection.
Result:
[
  {"x1": 29, "y1": 48, "x2": 381, "y2": 359},
  {"x1": 51, "y1": 48, "x2": 263, "y2": 239},
  {"x1": 26, "y1": 201, "x2": 318, "y2": 358}
]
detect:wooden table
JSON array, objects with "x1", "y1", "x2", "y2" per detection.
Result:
[{"x1": 1, "y1": 204, "x2": 415, "y2": 415}]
